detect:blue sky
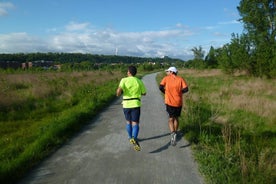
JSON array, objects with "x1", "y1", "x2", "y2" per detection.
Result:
[{"x1": 0, "y1": 0, "x2": 243, "y2": 60}]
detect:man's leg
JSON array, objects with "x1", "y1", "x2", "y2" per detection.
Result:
[
  {"x1": 170, "y1": 116, "x2": 181, "y2": 146},
  {"x1": 130, "y1": 122, "x2": 140, "y2": 151},
  {"x1": 168, "y1": 117, "x2": 176, "y2": 146},
  {"x1": 130, "y1": 107, "x2": 141, "y2": 151},
  {"x1": 168, "y1": 117, "x2": 175, "y2": 133},
  {"x1": 126, "y1": 121, "x2": 132, "y2": 139},
  {"x1": 173, "y1": 106, "x2": 182, "y2": 133},
  {"x1": 132, "y1": 122, "x2": 139, "y2": 140},
  {"x1": 173, "y1": 117, "x2": 179, "y2": 133}
]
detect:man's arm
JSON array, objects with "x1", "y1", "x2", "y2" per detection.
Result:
[
  {"x1": 116, "y1": 87, "x2": 123, "y2": 96},
  {"x1": 141, "y1": 81, "x2": 146, "y2": 96},
  {"x1": 159, "y1": 85, "x2": 165, "y2": 94},
  {"x1": 182, "y1": 87, "x2": 189, "y2": 93}
]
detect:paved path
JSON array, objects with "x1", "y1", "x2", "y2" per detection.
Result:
[{"x1": 19, "y1": 73, "x2": 204, "y2": 184}]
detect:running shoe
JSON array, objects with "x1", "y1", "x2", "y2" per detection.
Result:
[
  {"x1": 130, "y1": 138, "x2": 141, "y2": 151},
  {"x1": 171, "y1": 132, "x2": 177, "y2": 146},
  {"x1": 173, "y1": 132, "x2": 177, "y2": 145},
  {"x1": 133, "y1": 140, "x2": 141, "y2": 151},
  {"x1": 129, "y1": 138, "x2": 135, "y2": 144}
]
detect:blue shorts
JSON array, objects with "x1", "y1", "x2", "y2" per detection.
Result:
[{"x1": 123, "y1": 107, "x2": 141, "y2": 123}]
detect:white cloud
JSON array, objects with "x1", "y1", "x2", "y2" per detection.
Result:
[
  {"x1": 0, "y1": 21, "x2": 225, "y2": 60},
  {"x1": 218, "y1": 20, "x2": 240, "y2": 25},
  {"x1": 42, "y1": 22, "x2": 195, "y2": 59},
  {"x1": 213, "y1": 32, "x2": 227, "y2": 37},
  {"x1": 0, "y1": 32, "x2": 47, "y2": 52},
  {"x1": 0, "y1": 2, "x2": 14, "y2": 16},
  {"x1": 65, "y1": 22, "x2": 90, "y2": 31},
  {"x1": 204, "y1": 26, "x2": 217, "y2": 30}
]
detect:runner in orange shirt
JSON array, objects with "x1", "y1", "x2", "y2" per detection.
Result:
[{"x1": 159, "y1": 66, "x2": 189, "y2": 146}]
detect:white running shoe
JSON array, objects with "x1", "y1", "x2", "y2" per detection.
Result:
[{"x1": 171, "y1": 132, "x2": 176, "y2": 146}]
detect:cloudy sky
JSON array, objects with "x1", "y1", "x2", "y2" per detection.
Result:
[{"x1": 0, "y1": 0, "x2": 243, "y2": 60}]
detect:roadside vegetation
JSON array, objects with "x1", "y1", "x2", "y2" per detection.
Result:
[
  {"x1": 1, "y1": 66, "x2": 275, "y2": 184},
  {"x1": 0, "y1": 70, "x2": 125, "y2": 183},
  {"x1": 0, "y1": 64, "x2": 162, "y2": 184},
  {"x1": 157, "y1": 69, "x2": 275, "y2": 184}
]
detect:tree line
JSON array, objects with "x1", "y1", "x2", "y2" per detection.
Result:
[
  {"x1": 0, "y1": 52, "x2": 163, "y2": 64},
  {"x1": 0, "y1": 52, "x2": 183, "y2": 72},
  {"x1": 187, "y1": 0, "x2": 275, "y2": 78}
]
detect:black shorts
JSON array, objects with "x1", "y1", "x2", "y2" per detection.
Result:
[
  {"x1": 166, "y1": 104, "x2": 182, "y2": 118},
  {"x1": 123, "y1": 107, "x2": 141, "y2": 123}
]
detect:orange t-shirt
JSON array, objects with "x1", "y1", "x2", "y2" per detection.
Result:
[{"x1": 160, "y1": 74, "x2": 188, "y2": 107}]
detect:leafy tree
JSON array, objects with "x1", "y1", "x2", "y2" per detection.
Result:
[
  {"x1": 216, "y1": 44, "x2": 234, "y2": 74},
  {"x1": 216, "y1": 33, "x2": 253, "y2": 75},
  {"x1": 238, "y1": 0, "x2": 275, "y2": 45},
  {"x1": 191, "y1": 46, "x2": 205, "y2": 60},
  {"x1": 187, "y1": 46, "x2": 206, "y2": 69},
  {"x1": 229, "y1": 34, "x2": 251, "y2": 73},
  {"x1": 79, "y1": 61, "x2": 93, "y2": 71},
  {"x1": 238, "y1": 0, "x2": 276, "y2": 77},
  {"x1": 205, "y1": 46, "x2": 218, "y2": 68}
]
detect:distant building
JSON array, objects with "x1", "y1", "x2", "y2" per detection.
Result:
[
  {"x1": 32, "y1": 60, "x2": 53, "y2": 68},
  {"x1": 0, "y1": 61, "x2": 21, "y2": 69},
  {"x1": 0, "y1": 60, "x2": 54, "y2": 70}
]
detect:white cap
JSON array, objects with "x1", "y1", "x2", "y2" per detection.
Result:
[{"x1": 166, "y1": 66, "x2": 178, "y2": 73}]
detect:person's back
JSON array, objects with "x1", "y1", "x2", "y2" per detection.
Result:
[
  {"x1": 162, "y1": 74, "x2": 186, "y2": 107},
  {"x1": 120, "y1": 76, "x2": 144, "y2": 108},
  {"x1": 159, "y1": 66, "x2": 188, "y2": 146},
  {"x1": 116, "y1": 66, "x2": 146, "y2": 151}
]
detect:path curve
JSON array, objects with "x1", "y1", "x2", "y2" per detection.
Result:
[{"x1": 19, "y1": 73, "x2": 204, "y2": 184}]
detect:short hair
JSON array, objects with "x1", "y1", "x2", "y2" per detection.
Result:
[{"x1": 128, "y1": 65, "x2": 137, "y2": 76}]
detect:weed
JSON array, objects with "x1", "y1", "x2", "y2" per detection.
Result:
[
  {"x1": 0, "y1": 70, "x2": 123, "y2": 183},
  {"x1": 176, "y1": 69, "x2": 276, "y2": 184}
]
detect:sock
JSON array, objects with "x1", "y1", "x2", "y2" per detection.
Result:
[
  {"x1": 126, "y1": 124, "x2": 132, "y2": 139},
  {"x1": 132, "y1": 124, "x2": 139, "y2": 140}
]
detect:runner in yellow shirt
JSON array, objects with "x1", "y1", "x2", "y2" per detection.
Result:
[
  {"x1": 159, "y1": 66, "x2": 188, "y2": 146},
  {"x1": 116, "y1": 66, "x2": 146, "y2": 151}
]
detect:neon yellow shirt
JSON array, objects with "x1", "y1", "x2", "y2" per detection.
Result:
[{"x1": 119, "y1": 76, "x2": 146, "y2": 108}]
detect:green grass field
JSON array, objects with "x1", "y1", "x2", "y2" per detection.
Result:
[
  {"x1": 169, "y1": 69, "x2": 275, "y2": 184},
  {"x1": 1, "y1": 69, "x2": 275, "y2": 184},
  {"x1": 0, "y1": 70, "x2": 124, "y2": 183}
]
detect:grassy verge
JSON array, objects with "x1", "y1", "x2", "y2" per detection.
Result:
[
  {"x1": 0, "y1": 70, "x2": 123, "y2": 183},
  {"x1": 157, "y1": 69, "x2": 275, "y2": 184}
]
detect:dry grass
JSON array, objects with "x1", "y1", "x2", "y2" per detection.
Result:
[
  {"x1": 179, "y1": 69, "x2": 276, "y2": 183},
  {"x1": 230, "y1": 79, "x2": 275, "y2": 120},
  {"x1": 181, "y1": 69, "x2": 276, "y2": 128},
  {"x1": 0, "y1": 71, "x2": 122, "y2": 108},
  {"x1": 179, "y1": 69, "x2": 223, "y2": 77},
  {"x1": 0, "y1": 70, "x2": 124, "y2": 183}
]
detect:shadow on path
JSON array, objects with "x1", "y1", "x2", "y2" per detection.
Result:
[
  {"x1": 179, "y1": 143, "x2": 191, "y2": 148},
  {"x1": 149, "y1": 141, "x2": 171, "y2": 153},
  {"x1": 146, "y1": 131, "x2": 192, "y2": 153},
  {"x1": 177, "y1": 132, "x2": 192, "y2": 148},
  {"x1": 139, "y1": 132, "x2": 170, "y2": 142}
]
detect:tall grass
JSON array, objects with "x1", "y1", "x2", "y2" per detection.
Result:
[
  {"x1": 0, "y1": 70, "x2": 123, "y2": 183},
  {"x1": 157, "y1": 69, "x2": 275, "y2": 184}
]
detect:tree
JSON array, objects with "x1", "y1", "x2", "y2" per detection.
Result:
[
  {"x1": 229, "y1": 33, "x2": 251, "y2": 73},
  {"x1": 216, "y1": 44, "x2": 234, "y2": 74},
  {"x1": 188, "y1": 46, "x2": 206, "y2": 69},
  {"x1": 205, "y1": 46, "x2": 218, "y2": 68},
  {"x1": 238, "y1": 0, "x2": 276, "y2": 77},
  {"x1": 238, "y1": 0, "x2": 276, "y2": 45},
  {"x1": 191, "y1": 46, "x2": 205, "y2": 60}
]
